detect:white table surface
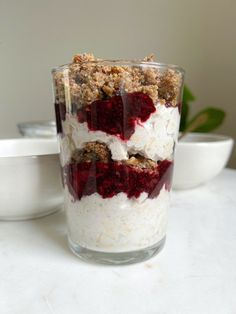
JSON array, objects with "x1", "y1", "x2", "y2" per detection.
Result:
[{"x1": 0, "y1": 169, "x2": 236, "y2": 314}]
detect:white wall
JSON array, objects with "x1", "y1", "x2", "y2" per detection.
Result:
[{"x1": 0, "y1": 0, "x2": 235, "y2": 167}]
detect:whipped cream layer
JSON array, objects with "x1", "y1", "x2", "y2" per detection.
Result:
[
  {"x1": 66, "y1": 187, "x2": 169, "y2": 252},
  {"x1": 60, "y1": 103, "x2": 180, "y2": 166}
]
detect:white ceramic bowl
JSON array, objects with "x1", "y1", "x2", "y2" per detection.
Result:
[
  {"x1": 0, "y1": 138, "x2": 63, "y2": 220},
  {"x1": 173, "y1": 133, "x2": 234, "y2": 189},
  {"x1": 18, "y1": 121, "x2": 56, "y2": 138}
]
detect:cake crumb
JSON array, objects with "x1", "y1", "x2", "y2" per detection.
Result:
[
  {"x1": 143, "y1": 53, "x2": 155, "y2": 62},
  {"x1": 53, "y1": 53, "x2": 182, "y2": 109},
  {"x1": 102, "y1": 85, "x2": 114, "y2": 97},
  {"x1": 125, "y1": 154, "x2": 157, "y2": 170},
  {"x1": 73, "y1": 53, "x2": 96, "y2": 63},
  {"x1": 70, "y1": 142, "x2": 158, "y2": 169},
  {"x1": 159, "y1": 69, "x2": 181, "y2": 102},
  {"x1": 71, "y1": 142, "x2": 111, "y2": 163}
]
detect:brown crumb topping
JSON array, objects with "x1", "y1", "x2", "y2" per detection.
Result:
[
  {"x1": 158, "y1": 69, "x2": 182, "y2": 102},
  {"x1": 143, "y1": 54, "x2": 155, "y2": 62},
  {"x1": 124, "y1": 154, "x2": 157, "y2": 170},
  {"x1": 71, "y1": 142, "x2": 157, "y2": 169},
  {"x1": 73, "y1": 53, "x2": 96, "y2": 63},
  {"x1": 53, "y1": 53, "x2": 182, "y2": 108},
  {"x1": 71, "y1": 142, "x2": 111, "y2": 163}
]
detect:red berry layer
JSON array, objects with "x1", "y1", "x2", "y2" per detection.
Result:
[
  {"x1": 65, "y1": 160, "x2": 173, "y2": 200},
  {"x1": 77, "y1": 92, "x2": 156, "y2": 140}
]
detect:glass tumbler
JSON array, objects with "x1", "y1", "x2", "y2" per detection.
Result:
[{"x1": 52, "y1": 59, "x2": 184, "y2": 265}]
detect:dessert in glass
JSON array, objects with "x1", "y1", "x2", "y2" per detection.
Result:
[{"x1": 52, "y1": 53, "x2": 184, "y2": 264}]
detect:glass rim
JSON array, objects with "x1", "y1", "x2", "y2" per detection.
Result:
[{"x1": 52, "y1": 60, "x2": 185, "y2": 75}]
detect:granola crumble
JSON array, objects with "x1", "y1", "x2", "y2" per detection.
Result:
[
  {"x1": 124, "y1": 154, "x2": 157, "y2": 170},
  {"x1": 71, "y1": 142, "x2": 157, "y2": 169},
  {"x1": 158, "y1": 69, "x2": 182, "y2": 102},
  {"x1": 53, "y1": 53, "x2": 182, "y2": 108},
  {"x1": 71, "y1": 142, "x2": 111, "y2": 163}
]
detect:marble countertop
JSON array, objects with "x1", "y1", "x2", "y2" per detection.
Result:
[{"x1": 0, "y1": 169, "x2": 236, "y2": 314}]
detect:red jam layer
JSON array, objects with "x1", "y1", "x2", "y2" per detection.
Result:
[
  {"x1": 77, "y1": 92, "x2": 156, "y2": 140},
  {"x1": 55, "y1": 95, "x2": 180, "y2": 135},
  {"x1": 65, "y1": 160, "x2": 173, "y2": 200}
]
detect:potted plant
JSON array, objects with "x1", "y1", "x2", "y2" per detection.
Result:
[{"x1": 179, "y1": 85, "x2": 225, "y2": 138}]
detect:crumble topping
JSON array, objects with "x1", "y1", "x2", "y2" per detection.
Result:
[
  {"x1": 53, "y1": 53, "x2": 182, "y2": 107},
  {"x1": 124, "y1": 154, "x2": 156, "y2": 170},
  {"x1": 159, "y1": 69, "x2": 181, "y2": 102},
  {"x1": 73, "y1": 53, "x2": 96, "y2": 63},
  {"x1": 143, "y1": 54, "x2": 155, "y2": 62},
  {"x1": 71, "y1": 141, "x2": 111, "y2": 163},
  {"x1": 70, "y1": 142, "x2": 157, "y2": 170}
]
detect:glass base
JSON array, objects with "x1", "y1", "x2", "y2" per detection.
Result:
[{"x1": 68, "y1": 236, "x2": 166, "y2": 265}]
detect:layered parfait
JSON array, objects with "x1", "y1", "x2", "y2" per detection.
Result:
[{"x1": 52, "y1": 53, "x2": 183, "y2": 257}]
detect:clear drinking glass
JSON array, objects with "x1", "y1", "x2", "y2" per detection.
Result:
[{"x1": 52, "y1": 59, "x2": 184, "y2": 265}]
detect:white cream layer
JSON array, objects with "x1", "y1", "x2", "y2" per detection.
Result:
[
  {"x1": 65, "y1": 187, "x2": 169, "y2": 253},
  {"x1": 60, "y1": 103, "x2": 180, "y2": 166}
]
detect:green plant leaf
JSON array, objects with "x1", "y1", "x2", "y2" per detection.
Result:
[
  {"x1": 183, "y1": 85, "x2": 195, "y2": 103},
  {"x1": 179, "y1": 101, "x2": 189, "y2": 132},
  {"x1": 185, "y1": 107, "x2": 225, "y2": 133}
]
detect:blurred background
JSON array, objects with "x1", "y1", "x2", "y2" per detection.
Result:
[{"x1": 0, "y1": 0, "x2": 235, "y2": 167}]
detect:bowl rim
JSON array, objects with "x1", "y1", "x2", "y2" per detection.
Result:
[
  {"x1": 0, "y1": 138, "x2": 59, "y2": 158},
  {"x1": 178, "y1": 133, "x2": 234, "y2": 146},
  {"x1": 17, "y1": 120, "x2": 56, "y2": 127}
]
